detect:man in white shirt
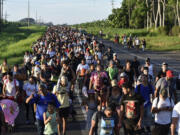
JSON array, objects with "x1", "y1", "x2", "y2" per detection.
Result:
[
  {"x1": 171, "y1": 102, "x2": 180, "y2": 135},
  {"x1": 76, "y1": 59, "x2": 89, "y2": 76},
  {"x1": 3, "y1": 72, "x2": 19, "y2": 99},
  {"x1": 151, "y1": 88, "x2": 174, "y2": 135},
  {"x1": 144, "y1": 58, "x2": 154, "y2": 78},
  {"x1": 76, "y1": 59, "x2": 89, "y2": 93}
]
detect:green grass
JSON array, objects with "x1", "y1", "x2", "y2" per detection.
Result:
[
  {"x1": 0, "y1": 24, "x2": 46, "y2": 66},
  {"x1": 74, "y1": 26, "x2": 180, "y2": 51}
]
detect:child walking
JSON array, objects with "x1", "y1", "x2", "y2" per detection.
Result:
[{"x1": 43, "y1": 102, "x2": 60, "y2": 135}]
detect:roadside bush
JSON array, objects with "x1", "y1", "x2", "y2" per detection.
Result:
[
  {"x1": 157, "y1": 26, "x2": 169, "y2": 35},
  {"x1": 170, "y1": 26, "x2": 180, "y2": 36}
]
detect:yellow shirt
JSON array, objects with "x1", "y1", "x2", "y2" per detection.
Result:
[
  {"x1": 1, "y1": 64, "x2": 9, "y2": 73},
  {"x1": 53, "y1": 85, "x2": 70, "y2": 108}
]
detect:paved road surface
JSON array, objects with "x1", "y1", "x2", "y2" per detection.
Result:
[
  {"x1": 98, "y1": 37, "x2": 180, "y2": 75},
  {"x1": 6, "y1": 36, "x2": 180, "y2": 135}
]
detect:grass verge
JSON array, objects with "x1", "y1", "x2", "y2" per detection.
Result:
[{"x1": 0, "y1": 24, "x2": 46, "y2": 66}]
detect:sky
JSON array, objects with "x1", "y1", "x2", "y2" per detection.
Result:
[{"x1": 3, "y1": 0, "x2": 122, "y2": 25}]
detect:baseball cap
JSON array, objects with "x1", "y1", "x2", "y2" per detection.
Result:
[
  {"x1": 162, "y1": 62, "x2": 168, "y2": 66},
  {"x1": 35, "y1": 61, "x2": 40, "y2": 66},
  {"x1": 120, "y1": 72, "x2": 127, "y2": 78},
  {"x1": 145, "y1": 57, "x2": 150, "y2": 62},
  {"x1": 166, "y1": 70, "x2": 174, "y2": 78},
  {"x1": 113, "y1": 53, "x2": 117, "y2": 56}
]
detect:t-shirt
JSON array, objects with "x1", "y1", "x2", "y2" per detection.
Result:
[
  {"x1": 4, "y1": 79, "x2": 19, "y2": 97},
  {"x1": 33, "y1": 66, "x2": 41, "y2": 78},
  {"x1": 156, "y1": 77, "x2": 168, "y2": 91},
  {"x1": 120, "y1": 93, "x2": 144, "y2": 121},
  {"x1": 172, "y1": 102, "x2": 180, "y2": 134},
  {"x1": 29, "y1": 93, "x2": 60, "y2": 121},
  {"x1": 23, "y1": 82, "x2": 38, "y2": 96},
  {"x1": 157, "y1": 70, "x2": 166, "y2": 79},
  {"x1": 53, "y1": 85, "x2": 70, "y2": 108},
  {"x1": 146, "y1": 64, "x2": 153, "y2": 77},
  {"x1": 156, "y1": 77, "x2": 176, "y2": 98},
  {"x1": 76, "y1": 64, "x2": 89, "y2": 76},
  {"x1": 152, "y1": 97, "x2": 174, "y2": 125},
  {"x1": 85, "y1": 55, "x2": 93, "y2": 65},
  {"x1": 24, "y1": 55, "x2": 31, "y2": 64},
  {"x1": 106, "y1": 67, "x2": 118, "y2": 80},
  {"x1": 92, "y1": 111, "x2": 118, "y2": 135},
  {"x1": 135, "y1": 84, "x2": 154, "y2": 107},
  {"x1": 0, "y1": 64, "x2": 9, "y2": 74},
  {"x1": 95, "y1": 52, "x2": 102, "y2": 60},
  {"x1": 90, "y1": 71, "x2": 108, "y2": 91},
  {"x1": 44, "y1": 112, "x2": 58, "y2": 135}
]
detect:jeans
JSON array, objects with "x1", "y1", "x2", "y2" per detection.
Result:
[
  {"x1": 86, "y1": 109, "x2": 96, "y2": 130},
  {"x1": 37, "y1": 119, "x2": 45, "y2": 135},
  {"x1": 25, "y1": 102, "x2": 35, "y2": 121},
  {"x1": 143, "y1": 105, "x2": 153, "y2": 127}
]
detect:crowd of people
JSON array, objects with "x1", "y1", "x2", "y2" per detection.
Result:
[
  {"x1": 114, "y1": 34, "x2": 147, "y2": 51},
  {"x1": 0, "y1": 26, "x2": 180, "y2": 135}
]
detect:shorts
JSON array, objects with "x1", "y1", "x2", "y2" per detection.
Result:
[{"x1": 59, "y1": 107, "x2": 70, "y2": 118}]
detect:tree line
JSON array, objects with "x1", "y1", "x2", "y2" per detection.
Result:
[{"x1": 108, "y1": 0, "x2": 180, "y2": 29}]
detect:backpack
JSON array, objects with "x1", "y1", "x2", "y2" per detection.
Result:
[
  {"x1": 156, "y1": 78, "x2": 175, "y2": 99},
  {"x1": 95, "y1": 111, "x2": 116, "y2": 134}
]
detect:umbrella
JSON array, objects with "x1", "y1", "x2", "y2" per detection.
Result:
[{"x1": 0, "y1": 99, "x2": 19, "y2": 125}]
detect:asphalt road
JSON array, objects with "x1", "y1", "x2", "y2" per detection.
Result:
[{"x1": 6, "y1": 36, "x2": 180, "y2": 135}]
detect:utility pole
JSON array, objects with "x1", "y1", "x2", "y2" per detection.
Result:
[
  {"x1": 0, "y1": 0, "x2": 1, "y2": 32},
  {"x1": 111, "y1": 0, "x2": 114, "y2": 10},
  {"x1": 5, "y1": 11, "x2": 9, "y2": 24},
  {"x1": 1, "y1": 0, "x2": 3, "y2": 22},
  {"x1": 36, "y1": 10, "x2": 38, "y2": 24},
  {"x1": 27, "y1": 0, "x2": 30, "y2": 27}
]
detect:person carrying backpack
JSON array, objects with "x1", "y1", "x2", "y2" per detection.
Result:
[
  {"x1": 155, "y1": 70, "x2": 177, "y2": 103},
  {"x1": 89, "y1": 105, "x2": 119, "y2": 135},
  {"x1": 151, "y1": 88, "x2": 174, "y2": 135}
]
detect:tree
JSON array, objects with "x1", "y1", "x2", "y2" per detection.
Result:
[
  {"x1": 161, "y1": 0, "x2": 166, "y2": 27},
  {"x1": 177, "y1": 0, "x2": 180, "y2": 26}
]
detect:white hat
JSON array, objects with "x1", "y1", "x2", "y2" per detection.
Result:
[
  {"x1": 120, "y1": 72, "x2": 127, "y2": 78},
  {"x1": 113, "y1": 53, "x2": 117, "y2": 56}
]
